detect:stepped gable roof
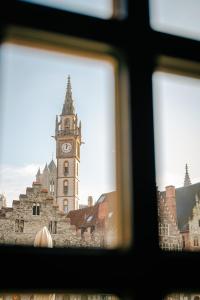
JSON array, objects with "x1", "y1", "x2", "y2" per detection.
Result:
[
  {"x1": 175, "y1": 182, "x2": 200, "y2": 231},
  {"x1": 160, "y1": 182, "x2": 200, "y2": 231}
]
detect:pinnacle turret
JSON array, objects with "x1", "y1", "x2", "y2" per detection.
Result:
[
  {"x1": 184, "y1": 163, "x2": 191, "y2": 187},
  {"x1": 62, "y1": 75, "x2": 75, "y2": 115}
]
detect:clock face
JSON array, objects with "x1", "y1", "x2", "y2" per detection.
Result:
[{"x1": 62, "y1": 142, "x2": 72, "y2": 153}]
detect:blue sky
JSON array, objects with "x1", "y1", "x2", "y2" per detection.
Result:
[
  {"x1": 153, "y1": 72, "x2": 200, "y2": 190},
  {"x1": 21, "y1": 0, "x2": 113, "y2": 19},
  {"x1": 150, "y1": 0, "x2": 200, "y2": 40},
  {"x1": 0, "y1": 43, "x2": 115, "y2": 206}
]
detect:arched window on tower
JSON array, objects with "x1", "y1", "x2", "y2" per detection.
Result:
[
  {"x1": 64, "y1": 161, "x2": 69, "y2": 176},
  {"x1": 63, "y1": 199, "x2": 68, "y2": 213},
  {"x1": 63, "y1": 180, "x2": 68, "y2": 195},
  {"x1": 50, "y1": 180, "x2": 55, "y2": 195},
  {"x1": 65, "y1": 118, "x2": 70, "y2": 129}
]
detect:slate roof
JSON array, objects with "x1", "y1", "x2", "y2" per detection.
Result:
[
  {"x1": 67, "y1": 191, "x2": 115, "y2": 229},
  {"x1": 67, "y1": 205, "x2": 100, "y2": 228}
]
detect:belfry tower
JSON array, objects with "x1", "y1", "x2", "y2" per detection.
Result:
[{"x1": 55, "y1": 76, "x2": 82, "y2": 213}]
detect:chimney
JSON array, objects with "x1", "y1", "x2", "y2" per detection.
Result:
[
  {"x1": 88, "y1": 196, "x2": 93, "y2": 207},
  {"x1": 165, "y1": 185, "x2": 177, "y2": 223}
]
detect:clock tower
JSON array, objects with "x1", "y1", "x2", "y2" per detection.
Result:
[{"x1": 55, "y1": 76, "x2": 82, "y2": 213}]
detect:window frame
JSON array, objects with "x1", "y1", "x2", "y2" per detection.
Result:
[{"x1": 0, "y1": 0, "x2": 200, "y2": 299}]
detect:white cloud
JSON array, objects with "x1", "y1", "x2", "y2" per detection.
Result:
[{"x1": 0, "y1": 164, "x2": 42, "y2": 207}]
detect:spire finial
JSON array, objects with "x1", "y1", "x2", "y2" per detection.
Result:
[
  {"x1": 62, "y1": 75, "x2": 75, "y2": 115},
  {"x1": 184, "y1": 163, "x2": 191, "y2": 187}
]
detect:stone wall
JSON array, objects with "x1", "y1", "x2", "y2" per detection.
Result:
[{"x1": 0, "y1": 183, "x2": 101, "y2": 248}]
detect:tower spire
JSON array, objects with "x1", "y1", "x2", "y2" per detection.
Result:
[
  {"x1": 62, "y1": 75, "x2": 75, "y2": 115},
  {"x1": 184, "y1": 163, "x2": 191, "y2": 187}
]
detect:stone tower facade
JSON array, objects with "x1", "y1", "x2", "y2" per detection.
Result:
[{"x1": 55, "y1": 76, "x2": 82, "y2": 213}]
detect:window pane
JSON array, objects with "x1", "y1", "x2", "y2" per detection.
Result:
[
  {"x1": 165, "y1": 293, "x2": 200, "y2": 300},
  {"x1": 0, "y1": 38, "x2": 124, "y2": 249},
  {"x1": 20, "y1": 0, "x2": 113, "y2": 19},
  {"x1": 153, "y1": 71, "x2": 200, "y2": 251},
  {"x1": 150, "y1": 0, "x2": 200, "y2": 41},
  {"x1": 0, "y1": 293, "x2": 119, "y2": 300}
]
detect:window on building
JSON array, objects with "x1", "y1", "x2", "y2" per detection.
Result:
[
  {"x1": 49, "y1": 221, "x2": 57, "y2": 234},
  {"x1": 53, "y1": 221, "x2": 57, "y2": 234},
  {"x1": 20, "y1": 0, "x2": 114, "y2": 19},
  {"x1": 64, "y1": 161, "x2": 69, "y2": 176},
  {"x1": 76, "y1": 181, "x2": 78, "y2": 195},
  {"x1": 50, "y1": 180, "x2": 55, "y2": 195},
  {"x1": 33, "y1": 203, "x2": 40, "y2": 215},
  {"x1": 32, "y1": 203, "x2": 36, "y2": 215},
  {"x1": 182, "y1": 235, "x2": 185, "y2": 248},
  {"x1": 63, "y1": 180, "x2": 68, "y2": 195},
  {"x1": 36, "y1": 203, "x2": 40, "y2": 215},
  {"x1": 48, "y1": 221, "x2": 52, "y2": 233},
  {"x1": 159, "y1": 223, "x2": 169, "y2": 236},
  {"x1": 65, "y1": 118, "x2": 70, "y2": 129},
  {"x1": 19, "y1": 220, "x2": 24, "y2": 233},
  {"x1": 63, "y1": 199, "x2": 68, "y2": 213},
  {"x1": 154, "y1": 72, "x2": 200, "y2": 252},
  {"x1": 194, "y1": 237, "x2": 199, "y2": 247},
  {"x1": 198, "y1": 220, "x2": 200, "y2": 227},
  {"x1": 1, "y1": 0, "x2": 200, "y2": 298},
  {"x1": 15, "y1": 219, "x2": 19, "y2": 233},
  {"x1": 15, "y1": 219, "x2": 24, "y2": 233}
]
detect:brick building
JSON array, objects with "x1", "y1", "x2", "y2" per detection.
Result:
[
  {"x1": 158, "y1": 186, "x2": 182, "y2": 250},
  {"x1": 68, "y1": 192, "x2": 116, "y2": 247}
]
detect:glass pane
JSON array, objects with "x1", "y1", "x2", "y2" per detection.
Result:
[
  {"x1": 20, "y1": 0, "x2": 113, "y2": 19},
  {"x1": 150, "y1": 0, "x2": 200, "y2": 41},
  {"x1": 153, "y1": 71, "x2": 200, "y2": 251},
  {"x1": 0, "y1": 293, "x2": 119, "y2": 300},
  {"x1": 165, "y1": 293, "x2": 200, "y2": 300},
  {"x1": 0, "y1": 41, "x2": 119, "y2": 248}
]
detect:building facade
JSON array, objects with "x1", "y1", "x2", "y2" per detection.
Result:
[
  {"x1": 0, "y1": 182, "x2": 101, "y2": 247},
  {"x1": 158, "y1": 186, "x2": 183, "y2": 250}
]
